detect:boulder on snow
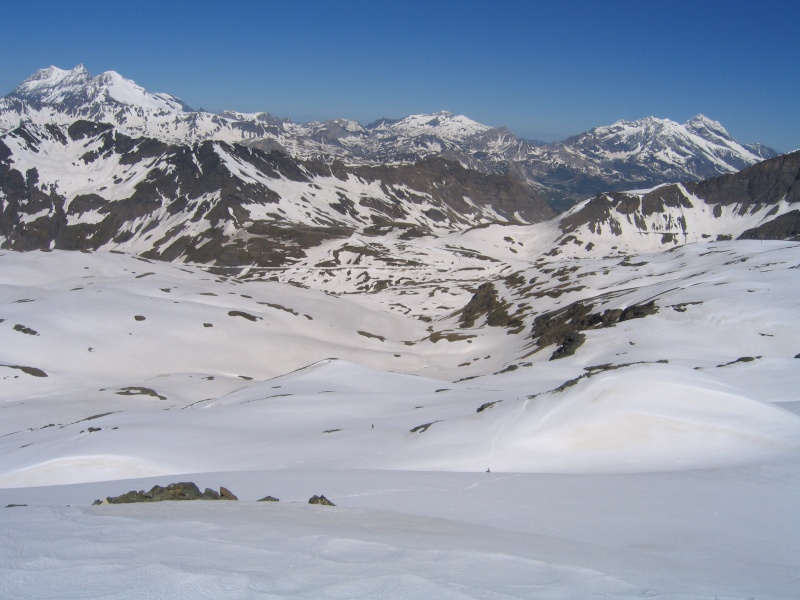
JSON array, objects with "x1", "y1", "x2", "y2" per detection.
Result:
[
  {"x1": 309, "y1": 494, "x2": 335, "y2": 506},
  {"x1": 257, "y1": 496, "x2": 280, "y2": 502},
  {"x1": 220, "y1": 486, "x2": 238, "y2": 500}
]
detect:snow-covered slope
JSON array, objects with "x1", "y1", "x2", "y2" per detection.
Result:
[
  {"x1": 1, "y1": 237, "x2": 800, "y2": 597},
  {"x1": 3, "y1": 460, "x2": 799, "y2": 599},
  {"x1": 1, "y1": 233, "x2": 799, "y2": 598},
  {"x1": 2, "y1": 238, "x2": 798, "y2": 482}
]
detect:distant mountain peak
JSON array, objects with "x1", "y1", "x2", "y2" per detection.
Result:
[
  {"x1": 28, "y1": 64, "x2": 89, "y2": 82},
  {"x1": 686, "y1": 113, "x2": 721, "y2": 127},
  {"x1": 683, "y1": 114, "x2": 735, "y2": 142},
  {"x1": 377, "y1": 111, "x2": 492, "y2": 142},
  {"x1": 8, "y1": 64, "x2": 190, "y2": 114},
  {"x1": 12, "y1": 64, "x2": 91, "y2": 101},
  {"x1": 600, "y1": 115, "x2": 674, "y2": 131}
]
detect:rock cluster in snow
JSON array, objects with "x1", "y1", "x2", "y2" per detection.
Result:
[{"x1": 93, "y1": 481, "x2": 238, "y2": 504}]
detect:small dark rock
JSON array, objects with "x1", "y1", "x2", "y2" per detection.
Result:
[
  {"x1": 13, "y1": 324, "x2": 39, "y2": 336},
  {"x1": 531, "y1": 299, "x2": 658, "y2": 361},
  {"x1": 115, "y1": 386, "x2": 167, "y2": 400},
  {"x1": 550, "y1": 331, "x2": 586, "y2": 360},
  {"x1": 228, "y1": 310, "x2": 261, "y2": 322},
  {"x1": 410, "y1": 421, "x2": 439, "y2": 433},
  {"x1": 716, "y1": 356, "x2": 761, "y2": 368},
  {"x1": 146, "y1": 483, "x2": 204, "y2": 502},
  {"x1": 5, "y1": 503, "x2": 27, "y2": 508},
  {"x1": 309, "y1": 494, "x2": 335, "y2": 506},
  {"x1": 257, "y1": 496, "x2": 280, "y2": 502},
  {"x1": 3, "y1": 364, "x2": 48, "y2": 378}
]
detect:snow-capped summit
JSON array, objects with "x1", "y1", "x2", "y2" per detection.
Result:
[
  {"x1": 9, "y1": 64, "x2": 190, "y2": 114},
  {"x1": 367, "y1": 110, "x2": 492, "y2": 142},
  {"x1": 93, "y1": 70, "x2": 189, "y2": 113},
  {"x1": 0, "y1": 65, "x2": 286, "y2": 145},
  {"x1": 684, "y1": 114, "x2": 731, "y2": 140},
  {"x1": 10, "y1": 64, "x2": 91, "y2": 103},
  {"x1": 520, "y1": 114, "x2": 778, "y2": 204},
  {"x1": 572, "y1": 114, "x2": 771, "y2": 166}
]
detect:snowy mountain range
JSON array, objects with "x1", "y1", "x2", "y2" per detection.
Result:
[
  {"x1": 0, "y1": 65, "x2": 778, "y2": 208},
  {"x1": 0, "y1": 114, "x2": 796, "y2": 275},
  {"x1": 1, "y1": 64, "x2": 800, "y2": 599}
]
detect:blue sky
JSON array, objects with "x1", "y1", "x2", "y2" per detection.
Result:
[{"x1": 1, "y1": 0, "x2": 798, "y2": 151}]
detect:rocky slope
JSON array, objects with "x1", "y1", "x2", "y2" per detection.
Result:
[
  {"x1": 554, "y1": 150, "x2": 800, "y2": 254},
  {"x1": 0, "y1": 120, "x2": 553, "y2": 266}
]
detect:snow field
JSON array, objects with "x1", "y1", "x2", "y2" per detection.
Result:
[
  {"x1": 2, "y1": 463, "x2": 800, "y2": 599},
  {"x1": 1, "y1": 239, "x2": 799, "y2": 598}
]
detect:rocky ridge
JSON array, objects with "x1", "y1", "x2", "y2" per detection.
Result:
[
  {"x1": 0, "y1": 120, "x2": 553, "y2": 267},
  {"x1": 554, "y1": 150, "x2": 800, "y2": 254}
]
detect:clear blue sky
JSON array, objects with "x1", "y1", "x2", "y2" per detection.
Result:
[{"x1": 1, "y1": 0, "x2": 798, "y2": 152}]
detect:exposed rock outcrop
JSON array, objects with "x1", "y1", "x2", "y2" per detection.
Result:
[
  {"x1": 92, "y1": 482, "x2": 237, "y2": 504},
  {"x1": 458, "y1": 282, "x2": 522, "y2": 329},
  {"x1": 530, "y1": 300, "x2": 659, "y2": 360},
  {"x1": 308, "y1": 494, "x2": 336, "y2": 506}
]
